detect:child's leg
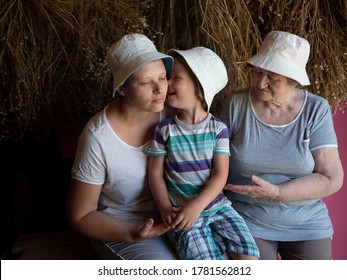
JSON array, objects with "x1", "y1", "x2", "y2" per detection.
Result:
[
  {"x1": 211, "y1": 205, "x2": 260, "y2": 259},
  {"x1": 174, "y1": 216, "x2": 224, "y2": 260}
]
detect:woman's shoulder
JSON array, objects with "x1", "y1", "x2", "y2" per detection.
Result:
[
  {"x1": 224, "y1": 87, "x2": 250, "y2": 104},
  {"x1": 80, "y1": 108, "x2": 109, "y2": 139},
  {"x1": 304, "y1": 90, "x2": 331, "y2": 112},
  {"x1": 305, "y1": 90, "x2": 329, "y2": 104},
  {"x1": 222, "y1": 88, "x2": 251, "y2": 114}
]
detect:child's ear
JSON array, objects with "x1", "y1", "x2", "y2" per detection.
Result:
[{"x1": 117, "y1": 88, "x2": 125, "y2": 96}]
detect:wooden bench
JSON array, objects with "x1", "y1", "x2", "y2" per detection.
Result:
[{"x1": 12, "y1": 231, "x2": 99, "y2": 260}]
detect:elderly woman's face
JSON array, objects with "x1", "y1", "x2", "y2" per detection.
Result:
[{"x1": 251, "y1": 67, "x2": 295, "y2": 101}]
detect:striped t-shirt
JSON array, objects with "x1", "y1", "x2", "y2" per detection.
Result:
[{"x1": 144, "y1": 113, "x2": 230, "y2": 213}]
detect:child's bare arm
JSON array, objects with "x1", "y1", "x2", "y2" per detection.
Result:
[
  {"x1": 172, "y1": 153, "x2": 229, "y2": 230},
  {"x1": 148, "y1": 156, "x2": 176, "y2": 226}
]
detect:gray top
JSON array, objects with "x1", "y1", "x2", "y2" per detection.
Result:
[{"x1": 219, "y1": 88, "x2": 338, "y2": 241}]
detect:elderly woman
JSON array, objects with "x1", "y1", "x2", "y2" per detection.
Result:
[{"x1": 219, "y1": 31, "x2": 344, "y2": 260}]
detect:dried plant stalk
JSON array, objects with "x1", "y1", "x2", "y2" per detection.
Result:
[
  {"x1": 0, "y1": 0, "x2": 156, "y2": 142},
  {"x1": 0, "y1": 0, "x2": 346, "y2": 143},
  {"x1": 71, "y1": 0, "x2": 157, "y2": 114},
  {"x1": 152, "y1": 0, "x2": 263, "y2": 116},
  {"x1": 0, "y1": 0, "x2": 77, "y2": 141},
  {"x1": 249, "y1": 0, "x2": 347, "y2": 114},
  {"x1": 198, "y1": 0, "x2": 263, "y2": 115}
]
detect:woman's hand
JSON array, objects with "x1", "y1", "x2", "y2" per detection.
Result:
[
  {"x1": 224, "y1": 175, "x2": 280, "y2": 200},
  {"x1": 131, "y1": 218, "x2": 170, "y2": 242}
]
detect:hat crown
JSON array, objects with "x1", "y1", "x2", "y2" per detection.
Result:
[
  {"x1": 107, "y1": 34, "x2": 157, "y2": 73},
  {"x1": 261, "y1": 31, "x2": 310, "y2": 67},
  {"x1": 169, "y1": 47, "x2": 228, "y2": 109},
  {"x1": 246, "y1": 31, "x2": 311, "y2": 86},
  {"x1": 106, "y1": 33, "x2": 173, "y2": 97}
]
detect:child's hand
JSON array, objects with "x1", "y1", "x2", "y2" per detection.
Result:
[
  {"x1": 160, "y1": 206, "x2": 178, "y2": 228},
  {"x1": 171, "y1": 201, "x2": 203, "y2": 231}
]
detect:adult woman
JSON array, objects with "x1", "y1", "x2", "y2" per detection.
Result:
[
  {"x1": 66, "y1": 33, "x2": 178, "y2": 259},
  {"x1": 219, "y1": 31, "x2": 344, "y2": 260}
]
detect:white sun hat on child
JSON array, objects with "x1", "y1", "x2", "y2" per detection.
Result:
[
  {"x1": 106, "y1": 33, "x2": 174, "y2": 97},
  {"x1": 168, "y1": 47, "x2": 228, "y2": 110}
]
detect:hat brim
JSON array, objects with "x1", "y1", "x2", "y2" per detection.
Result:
[
  {"x1": 112, "y1": 52, "x2": 174, "y2": 97},
  {"x1": 246, "y1": 53, "x2": 310, "y2": 86}
]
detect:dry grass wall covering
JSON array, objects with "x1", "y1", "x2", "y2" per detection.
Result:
[{"x1": 1, "y1": 0, "x2": 346, "y2": 143}]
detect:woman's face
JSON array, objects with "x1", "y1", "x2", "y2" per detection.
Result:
[
  {"x1": 122, "y1": 60, "x2": 168, "y2": 112},
  {"x1": 167, "y1": 62, "x2": 199, "y2": 110},
  {"x1": 251, "y1": 66, "x2": 295, "y2": 102}
]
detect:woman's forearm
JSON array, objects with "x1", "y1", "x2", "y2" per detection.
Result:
[
  {"x1": 277, "y1": 171, "x2": 343, "y2": 202},
  {"x1": 278, "y1": 147, "x2": 343, "y2": 202},
  {"x1": 69, "y1": 210, "x2": 136, "y2": 242}
]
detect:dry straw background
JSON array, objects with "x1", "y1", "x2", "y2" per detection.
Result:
[{"x1": 1, "y1": 0, "x2": 346, "y2": 144}]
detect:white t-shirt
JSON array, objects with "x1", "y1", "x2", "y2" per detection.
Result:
[{"x1": 71, "y1": 107, "x2": 165, "y2": 224}]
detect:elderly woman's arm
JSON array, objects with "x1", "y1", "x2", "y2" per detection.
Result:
[
  {"x1": 224, "y1": 147, "x2": 344, "y2": 202},
  {"x1": 278, "y1": 147, "x2": 343, "y2": 201}
]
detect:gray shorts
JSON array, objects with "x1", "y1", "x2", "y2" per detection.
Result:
[
  {"x1": 90, "y1": 235, "x2": 178, "y2": 260},
  {"x1": 254, "y1": 237, "x2": 332, "y2": 260}
]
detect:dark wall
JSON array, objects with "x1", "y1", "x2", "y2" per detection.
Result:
[{"x1": 1, "y1": 141, "x2": 73, "y2": 257}]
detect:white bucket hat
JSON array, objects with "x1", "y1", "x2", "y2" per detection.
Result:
[
  {"x1": 106, "y1": 33, "x2": 174, "y2": 97},
  {"x1": 246, "y1": 31, "x2": 310, "y2": 86},
  {"x1": 168, "y1": 47, "x2": 228, "y2": 109}
]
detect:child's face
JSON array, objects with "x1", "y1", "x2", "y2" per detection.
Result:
[{"x1": 167, "y1": 62, "x2": 199, "y2": 110}]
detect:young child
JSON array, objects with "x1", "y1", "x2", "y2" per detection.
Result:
[{"x1": 144, "y1": 47, "x2": 259, "y2": 260}]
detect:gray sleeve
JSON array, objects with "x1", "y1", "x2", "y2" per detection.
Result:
[
  {"x1": 305, "y1": 94, "x2": 338, "y2": 150},
  {"x1": 218, "y1": 88, "x2": 250, "y2": 136}
]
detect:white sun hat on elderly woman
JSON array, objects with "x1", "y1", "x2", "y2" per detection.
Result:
[
  {"x1": 168, "y1": 47, "x2": 228, "y2": 110},
  {"x1": 106, "y1": 33, "x2": 174, "y2": 97},
  {"x1": 246, "y1": 31, "x2": 311, "y2": 86}
]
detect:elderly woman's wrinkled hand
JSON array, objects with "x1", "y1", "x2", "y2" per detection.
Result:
[{"x1": 224, "y1": 175, "x2": 280, "y2": 200}]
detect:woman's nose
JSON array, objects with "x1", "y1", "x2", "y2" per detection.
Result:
[
  {"x1": 154, "y1": 80, "x2": 167, "y2": 94},
  {"x1": 153, "y1": 82, "x2": 161, "y2": 94}
]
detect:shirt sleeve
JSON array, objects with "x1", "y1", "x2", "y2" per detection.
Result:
[
  {"x1": 214, "y1": 123, "x2": 231, "y2": 155},
  {"x1": 143, "y1": 125, "x2": 167, "y2": 157},
  {"x1": 71, "y1": 129, "x2": 106, "y2": 185},
  {"x1": 306, "y1": 96, "x2": 338, "y2": 151}
]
